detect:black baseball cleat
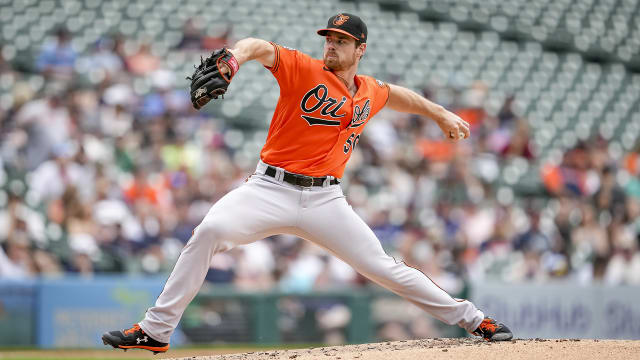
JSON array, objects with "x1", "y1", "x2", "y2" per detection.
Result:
[
  {"x1": 472, "y1": 317, "x2": 513, "y2": 341},
  {"x1": 102, "y1": 324, "x2": 169, "y2": 354}
]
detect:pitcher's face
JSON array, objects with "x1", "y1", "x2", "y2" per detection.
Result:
[{"x1": 323, "y1": 31, "x2": 363, "y2": 71}]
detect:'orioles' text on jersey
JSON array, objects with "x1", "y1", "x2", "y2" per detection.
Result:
[{"x1": 260, "y1": 43, "x2": 390, "y2": 178}]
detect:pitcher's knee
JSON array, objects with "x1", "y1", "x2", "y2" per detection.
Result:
[
  {"x1": 192, "y1": 217, "x2": 240, "y2": 251},
  {"x1": 353, "y1": 259, "x2": 394, "y2": 282}
]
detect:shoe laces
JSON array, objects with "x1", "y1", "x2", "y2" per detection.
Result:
[
  {"x1": 123, "y1": 324, "x2": 142, "y2": 336},
  {"x1": 477, "y1": 318, "x2": 499, "y2": 335}
]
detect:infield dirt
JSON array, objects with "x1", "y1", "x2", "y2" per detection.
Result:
[
  {"x1": 2, "y1": 339, "x2": 638, "y2": 359},
  {"x1": 162, "y1": 338, "x2": 639, "y2": 360}
]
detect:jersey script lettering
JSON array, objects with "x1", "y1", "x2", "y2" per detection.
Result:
[{"x1": 300, "y1": 84, "x2": 347, "y2": 126}]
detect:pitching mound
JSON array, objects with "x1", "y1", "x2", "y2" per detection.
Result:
[{"x1": 166, "y1": 338, "x2": 639, "y2": 360}]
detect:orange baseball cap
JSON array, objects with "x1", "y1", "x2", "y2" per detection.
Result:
[{"x1": 317, "y1": 13, "x2": 367, "y2": 43}]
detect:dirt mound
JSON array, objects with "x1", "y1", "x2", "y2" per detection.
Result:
[{"x1": 165, "y1": 338, "x2": 640, "y2": 360}]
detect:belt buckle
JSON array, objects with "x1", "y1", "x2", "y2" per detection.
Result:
[{"x1": 296, "y1": 175, "x2": 313, "y2": 187}]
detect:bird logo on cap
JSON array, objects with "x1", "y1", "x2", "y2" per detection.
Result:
[{"x1": 333, "y1": 14, "x2": 349, "y2": 26}]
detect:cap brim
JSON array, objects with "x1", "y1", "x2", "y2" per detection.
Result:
[{"x1": 317, "y1": 28, "x2": 360, "y2": 41}]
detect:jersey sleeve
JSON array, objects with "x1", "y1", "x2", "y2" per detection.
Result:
[
  {"x1": 368, "y1": 77, "x2": 391, "y2": 116},
  {"x1": 264, "y1": 42, "x2": 312, "y2": 94}
]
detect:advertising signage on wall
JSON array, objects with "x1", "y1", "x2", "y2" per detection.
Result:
[
  {"x1": 5, "y1": 278, "x2": 639, "y2": 348},
  {"x1": 470, "y1": 282, "x2": 640, "y2": 339},
  {"x1": 36, "y1": 276, "x2": 166, "y2": 347}
]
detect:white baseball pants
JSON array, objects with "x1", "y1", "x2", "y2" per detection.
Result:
[{"x1": 139, "y1": 161, "x2": 484, "y2": 343}]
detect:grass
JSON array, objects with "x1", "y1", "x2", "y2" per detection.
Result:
[
  {"x1": 2, "y1": 358, "x2": 138, "y2": 360},
  {"x1": 0, "y1": 343, "x2": 324, "y2": 360}
]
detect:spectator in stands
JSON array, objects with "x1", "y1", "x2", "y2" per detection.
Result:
[
  {"x1": 496, "y1": 95, "x2": 517, "y2": 126},
  {"x1": 14, "y1": 83, "x2": 76, "y2": 169},
  {"x1": 604, "y1": 220, "x2": 640, "y2": 285},
  {"x1": 125, "y1": 42, "x2": 160, "y2": 75},
  {"x1": 499, "y1": 119, "x2": 535, "y2": 159},
  {"x1": 81, "y1": 36, "x2": 125, "y2": 82},
  {"x1": 233, "y1": 241, "x2": 276, "y2": 290},
  {"x1": 99, "y1": 94, "x2": 134, "y2": 138},
  {"x1": 122, "y1": 167, "x2": 160, "y2": 206},
  {"x1": 0, "y1": 236, "x2": 34, "y2": 278},
  {"x1": 514, "y1": 208, "x2": 551, "y2": 253},
  {"x1": 593, "y1": 165, "x2": 626, "y2": 216},
  {"x1": 36, "y1": 27, "x2": 77, "y2": 78},
  {"x1": 201, "y1": 24, "x2": 231, "y2": 50},
  {"x1": 29, "y1": 142, "x2": 91, "y2": 205},
  {"x1": 571, "y1": 203, "x2": 610, "y2": 259},
  {"x1": 178, "y1": 18, "x2": 205, "y2": 51},
  {"x1": 31, "y1": 249, "x2": 63, "y2": 277}
]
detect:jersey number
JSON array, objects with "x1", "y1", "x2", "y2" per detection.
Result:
[{"x1": 343, "y1": 133, "x2": 360, "y2": 154}]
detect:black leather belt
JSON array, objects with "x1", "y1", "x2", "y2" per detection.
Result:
[{"x1": 264, "y1": 166, "x2": 340, "y2": 187}]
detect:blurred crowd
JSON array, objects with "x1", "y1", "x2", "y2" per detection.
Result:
[{"x1": 1, "y1": 25, "x2": 639, "y2": 294}]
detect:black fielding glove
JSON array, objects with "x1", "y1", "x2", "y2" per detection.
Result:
[{"x1": 187, "y1": 48, "x2": 239, "y2": 109}]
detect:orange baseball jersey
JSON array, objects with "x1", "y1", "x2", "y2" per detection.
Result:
[{"x1": 260, "y1": 43, "x2": 390, "y2": 178}]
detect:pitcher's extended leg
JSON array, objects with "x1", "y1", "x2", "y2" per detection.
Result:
[
  {"x1": 139, "y1": 177, "x2": 298, "y2": 342},
  {"x1": 298, "y1": 188, "x2": 484, "y2": 333}
]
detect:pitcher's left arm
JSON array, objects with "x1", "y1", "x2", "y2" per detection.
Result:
[{"x1": 385, "y1": 84, "x2": 470, "y2": 140}]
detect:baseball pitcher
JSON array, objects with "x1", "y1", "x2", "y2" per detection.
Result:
[{"x1": 102, "y1": 13, "x2": 512, "y2": 354}]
